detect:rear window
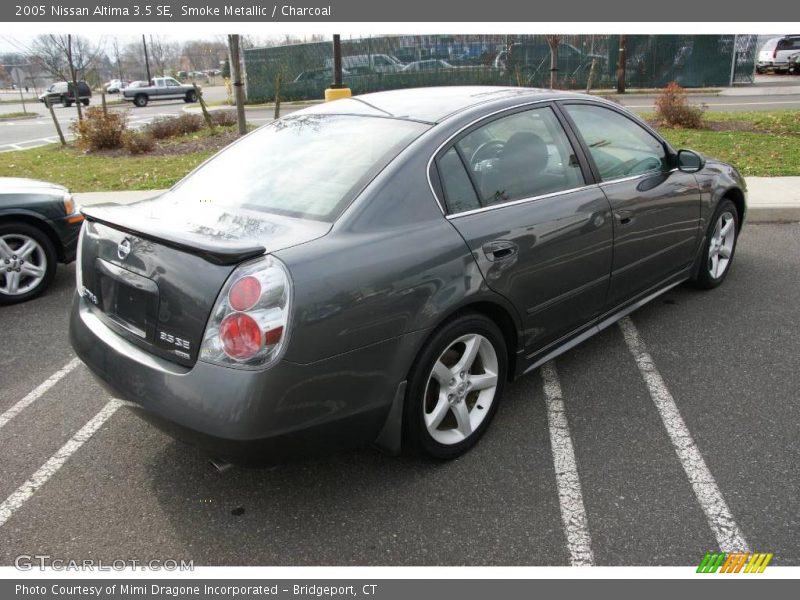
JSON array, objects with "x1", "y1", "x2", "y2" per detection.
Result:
[{"x1": 167, "y1": 114, "x2": 428, "y2": 221}]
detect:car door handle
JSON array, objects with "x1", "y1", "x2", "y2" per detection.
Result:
[
  {"x1": 482, "y1": 240, "x2": 518, "y2": 261},
  {"x1": 614, "y1": 210, "x2": 634, "y2": 225}
]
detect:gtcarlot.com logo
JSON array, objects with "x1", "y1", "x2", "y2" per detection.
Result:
[
  {"x1": 14, "y1": 554, "x2": 194, "y2": 571},
  {"x1": 697, "y1": 552, "x2": 773, "y2": 573}
]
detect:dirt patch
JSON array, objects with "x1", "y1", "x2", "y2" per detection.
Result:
[
  {"x1": 89, "y1": 130, "x2": 240, "y2": 158},
  {"x1": 646, "y1": 118, "x2": 761, "y2": 133}
]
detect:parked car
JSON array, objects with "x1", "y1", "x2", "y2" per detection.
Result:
[
  {"x1": 0, "y1": 178, "x2": 83, "y2": 304},
  {"x1": 104, "y1": 79, "x2": 130, "y2": 93},
  {"x1": 70, "y1": 87, "x2": 746, "y2": 464},
  {"x1": 293, "y1": 67, "x2": 352, "y2": 83},
  {"x1": 122, "y1": 77, "x2": 199, "y2": 107},
  {"x1": 757, "y1": 35, "x2": 800, "y2": 73},
  {"x1": 788, "y1": 51, "x2": 800, "y2": 75},
  {"x1": 402, "y1": 59, "x2": 455, "y2": 72},
  {"x1": 38, "y1": 81, "x2": 92, "y2": 107},
  {"x1": 325, "y1": 54, "x2": 404, "y2": 74}
]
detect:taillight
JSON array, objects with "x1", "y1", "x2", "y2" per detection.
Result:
[
  {"x1": 75, "y1": 222, "x2": 86, "y2": 294},
  {"x1": 773, "y1": 47, "x2": 778, "y2": 59},
  {"x1": 199, "y1": 255, "x2": 292, "y2": 369}
]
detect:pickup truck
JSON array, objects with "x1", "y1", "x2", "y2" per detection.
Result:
[{"x1": 122, "y1": 77, "x2": 199, "y2": 107}]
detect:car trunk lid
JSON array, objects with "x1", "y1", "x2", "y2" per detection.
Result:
[{"x1": 79, "y1": 196, "x2": 330, "y2": 366}]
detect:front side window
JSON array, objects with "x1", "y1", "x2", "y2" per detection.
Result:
[
  {"x1": 165, "y1": 114, "x2": 428, "y2": 221},
  {"x1": 563, "y1": 104, "x2": 668, "y2": 181},
  {"x1": 452, "y1": 106, "x2": 585, "y2": 206}
]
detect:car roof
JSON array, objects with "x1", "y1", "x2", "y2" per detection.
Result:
[{"x1": 298, "y1": 86, "x2": 590, "y2": 123}]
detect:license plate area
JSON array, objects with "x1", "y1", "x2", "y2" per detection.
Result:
[{"x1": 95, "y1": 258, "x2": 159, "y2": 340}]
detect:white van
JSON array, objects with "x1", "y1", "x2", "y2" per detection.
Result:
[{"x1": 757, "y1": 36, "x2": 800, "y2": 73}]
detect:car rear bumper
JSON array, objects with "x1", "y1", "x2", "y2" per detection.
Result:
[{"x1": 69, "y1": 295, "x2": 422, "y2": 464}]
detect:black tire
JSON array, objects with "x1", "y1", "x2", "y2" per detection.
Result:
[
  {"x1": 692, "y1": 199, "x2": 739, "y2": 290},
  {"x1": 61, "y1": 96, "x2": 71, "y2": 108},
  {"x1": 184, "y1": 90, "x2": 197, "y2": 103},
  {"x1": 133, "y1": 94, "x2": 148, "y2": 107},
  {"x1": 403, "y1": 312, "x2": 507, "y2": 459},
  {"x1": 0, "y1": 221, "x2": 58, "y2": 305},
  {"x1": 82, "y1": 98, "x2": 90, "y2": 106}
]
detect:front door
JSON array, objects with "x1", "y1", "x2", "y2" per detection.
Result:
[{"x1": 560, "y1": 102, "x2": 701, "y2": 308}]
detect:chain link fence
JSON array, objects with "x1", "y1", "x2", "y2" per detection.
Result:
[{"x1": 243, "y1": 35, "x2": 758, "y2": 103}]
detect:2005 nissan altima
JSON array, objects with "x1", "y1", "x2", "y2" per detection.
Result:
[{"x1": 70, "y1": 87, "x2": 746, "y2": 463}]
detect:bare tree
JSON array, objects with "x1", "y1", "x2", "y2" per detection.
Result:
[{"x1": 23, "y1": 34, "x2": 105, "y2": 121}]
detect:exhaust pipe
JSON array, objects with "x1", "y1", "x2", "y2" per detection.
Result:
[{"x1": 209, "y1": 457, "x2": 233, "y2": 473}]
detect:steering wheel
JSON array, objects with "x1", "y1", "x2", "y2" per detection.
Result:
[{"x1": 470, "y1": 140, "x2": 505, "y2": 169}]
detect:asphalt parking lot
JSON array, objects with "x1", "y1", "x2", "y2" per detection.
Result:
[{"x1": 0, "y1": 223, "x2": 798, "y2": 566}]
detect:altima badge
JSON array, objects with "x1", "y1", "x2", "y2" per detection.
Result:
[{"x1": 117, "y1": 238, "x2": 132, "y2": 260}]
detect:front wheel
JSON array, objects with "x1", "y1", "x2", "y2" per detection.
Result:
[
  {"x1": 403, "y1": 313, "x2": 507, "y2": 459},
  {"x1": 81, "y1": 99, "x2": 90, "y2": 106},
  {"x1": 0, "y1": 222, "x2": 57, "y2": 305},
  {"x1": 692, "y1": 199, "x2": 739, "y2": 289},
  {"x1": 184, "y1": 90, "x2": 197, "y2": 103},
  {"x1": 61, "y1": 96, "x2": 71, "y2": 108}
]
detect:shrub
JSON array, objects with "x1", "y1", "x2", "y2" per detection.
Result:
[
  {"x1": 70, "y1": 106, "x2": 128, "y2": 151},
  {"x1": 210, "y1": 110, "x2": 238, "y2": 127},
  {"x1": 122, "y1": 130, "x2": 155, "y2": 155},
  {"x1": 655, "y1": 82, "x2": 706, "y2": 129},
  {"x1": 147, "y1": 113, "x2": 204, "y2": 139}
]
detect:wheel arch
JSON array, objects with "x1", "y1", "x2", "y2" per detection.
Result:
[
  {"x1": 0, "y1": 213, "x2": 64, "y2": 261},
  {"x1": 720, "y1": 185, "x2": 746, "y2": 231}
]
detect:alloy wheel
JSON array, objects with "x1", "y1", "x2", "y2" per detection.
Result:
[
  {"x1": 0, "y1": 234, "x2": 48, "y2": 296},
  {"x1": 708, "y1": 211, "x2": 736, "y2": 279},
  {"x1": 423, "y1": 333, "x2": 499, "y2": 445}
]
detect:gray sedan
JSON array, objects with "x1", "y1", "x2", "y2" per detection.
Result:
[{"x1": 69, "y1": 87, "x2": 746, "y2": 464}]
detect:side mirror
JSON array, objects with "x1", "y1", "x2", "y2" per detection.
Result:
[{"x1": 677, "y1": 149, "x2": 705, "y2": 173}]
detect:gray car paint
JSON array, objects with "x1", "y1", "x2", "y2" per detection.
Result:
[{"x1": 69, "y1": 87, "x2": 747, "y2": 462}]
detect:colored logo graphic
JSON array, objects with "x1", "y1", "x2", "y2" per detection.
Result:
[{"x1": 697, "y1": 552, "x2": 773, "y2": 573}]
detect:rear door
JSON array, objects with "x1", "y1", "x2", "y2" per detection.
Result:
[
  {"x1": 560, "y1": 101, "x2": 701, "y2": 308},
  {"x1": 435, "y1": 104, "x2": 613, "y2": 354}
]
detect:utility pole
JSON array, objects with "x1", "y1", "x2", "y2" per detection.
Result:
[
  {"x1": 324, "y1": 34, "x2": 352, "y2": 102},
  {"x1": 616, "y1": 34, "x2": 627, "y2": 94},
  {"x1": 227, "y1": 34, "x2": 247, "y2": 136},
  {"x1": 142, "y1": 34, "x2": 152, "y2": 82},
  {"x1": 66, "y1": 34, "x2": 83, "y2": 122}
]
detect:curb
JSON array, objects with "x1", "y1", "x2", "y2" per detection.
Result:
[
  {"x1": 747, "y1": 206, "x2": 800, "y2": 223},
  {"x1": 0, "y1": 113, "x2": 39, "y2": 121}
]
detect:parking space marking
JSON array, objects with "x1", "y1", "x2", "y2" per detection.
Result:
[
  {"x1": 0, "y1": 399, "x2": 122, "y2": 529},
  {"x1": 0, "y1": 357, "x2": 81, "y2": 430},
  {"x1": 619, "y1": 317, "x2": 749, "y2": 552},
  {"x1": 541, "y1": 361, "x2": 595, "y2": 566}
]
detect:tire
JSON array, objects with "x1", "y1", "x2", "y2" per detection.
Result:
[
  {"x1": 82, "y1": 98, "x2": 90, "y2": 106},
  {"x1": 61, "y1": 96, "x2": 71, "y2": 108},
  {"x1": 692, "y1": 199, "x2": 739, "y2": 290},
  {"x1": 133, "y1": 94, "x2": 148, "y2": 107},
  {"x1": 0, "y1": 221, "x2": 58, "y2": 305},
  {"x1": 184, "y1": 90, "x2": 197, "y2": 103},
  {"x1": 403, "y1": 312, "x2": 507, "y2": 459}
]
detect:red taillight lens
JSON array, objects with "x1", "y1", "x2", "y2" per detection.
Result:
[
  {"x1": 219, "y1": 313, "x2": 262, "y2": 359},
  {"x1": 228, "y1": 276, "x2": 261, "y2": 311},
  {"x1": 773, "y1": 48, "x2": 778, "y2": 58}
]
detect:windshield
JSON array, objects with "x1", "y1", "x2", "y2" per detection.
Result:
[{"x1": 168, "y1": 114, "x2": 428, "y2": 222}]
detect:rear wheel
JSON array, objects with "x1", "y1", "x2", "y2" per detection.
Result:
[
  {"x1": 692, "y1": 199, "x2": 739, "y2": 289},
  {"x1": 61, "y1": 96, "x2": 71, "y2": 108},
  {"x1": 133, "y1": 94, "x2": 148, "y2": 107},
  {"x1": 0, "y1": 222, "x2": 57, "y2": 305},
  {"x1": 403, "y1": 313, "x2": 507, "y2": 459},
  {"x1": 81, "y1": 98, "x2": 90, "y2": 106}
]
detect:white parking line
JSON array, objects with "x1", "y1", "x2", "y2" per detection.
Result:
[
  {"x1": 0, "y1": 399, "x2": 122, "y2": 528},
  {"x1": 0, "y1": 357, "x2": 81, "y2": 430},
  {"x1": 541, "y1": 361, "x2": 595, "y2": 566},
  {"x1": 618, "y1": 317, "x2": 749, "y2": 552}
]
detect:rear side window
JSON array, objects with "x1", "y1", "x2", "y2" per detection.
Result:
[
  {"x1": 563, "y1": 104, "x2": 668, "y2": 181},
  {"x1": 452, "y1": 106, "x2": 585, "y2": 206},
  {"x1": 438, "y1": 148, "x2": 481, "y2": 213},
  {"x1": 166, "y1": 114, "x2": 428, "y2": 221}
]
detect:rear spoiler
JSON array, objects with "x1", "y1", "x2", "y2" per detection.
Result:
[{"x1": 81, "y1": 205, "x2": 265, "y2": 266}]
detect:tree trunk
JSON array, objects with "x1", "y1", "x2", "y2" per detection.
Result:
[
  {"x1": 66, "y1": 34, "x2": 83, "y2": 121},
  {"x1": 546, "y1": 36, "x2": 561, "y2": 90},
  {"x1": 228, "y1": 34, "x2": 247, "y2": 136},
  {"x1": 616, "y1": 35, "x2": 627, "y2": 94}
]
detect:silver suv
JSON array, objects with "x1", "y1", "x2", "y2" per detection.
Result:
[{"x1": 757, "y1": 35, "x2": 800, "y2": 73}]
